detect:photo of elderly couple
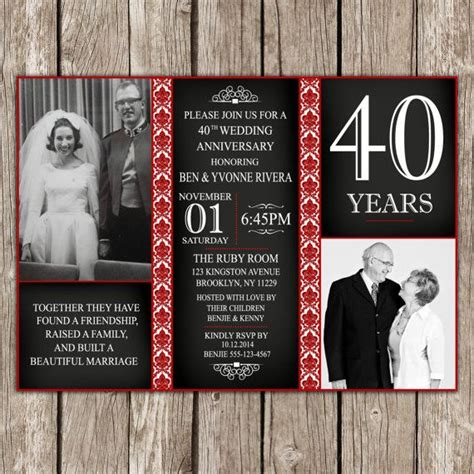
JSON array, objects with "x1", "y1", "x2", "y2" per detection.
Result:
[
  {"x1": 19, "y1": 78, "x2": 151, "y2": 281},
  {"x1": 322, "y1": 240, "x2": 456, "y2": 390}
]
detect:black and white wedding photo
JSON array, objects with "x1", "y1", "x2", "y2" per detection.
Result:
[
  {"x1": 321, "y1": 239, "x2": 456, "y2": 390},
  {"x1": 18, "y1": 78, "x2": 152, "y2": 281}
]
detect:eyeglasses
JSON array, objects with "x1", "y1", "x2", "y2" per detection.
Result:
[
  {"x1": 115, "y1": 98, "x2": 142, "y2": 109},
  {"x1": 372, "y1": 257, "x2": 394, "y2": 268}
]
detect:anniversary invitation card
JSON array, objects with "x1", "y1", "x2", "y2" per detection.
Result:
[{"x1": 16, "y1": 77, "x2": 457, "y2": 391}]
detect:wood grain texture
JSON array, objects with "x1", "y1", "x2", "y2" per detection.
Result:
[
  {"x1": 342, "y1": 0, "x2": 417, "y2": 75},
  {"x1": 1, "y1": 2, "x2": 57, "y2": 472},
  {"x1": 61, "y1": 393, "x2": 129, "y2": 473},
  {"x1": 342, "y1": 393, "x2": 417, "y2": 473},
  {"x1": 417, "y1": 1, "x2": 473, "y2": 472},
  {"x1": 129, "y1": 393, "x2": 193, "y2": 473},
  {"x1": 130, "y1": 0, "x2": 193, "y2": 75},
  {"x1": 60, "y1": 0, "x2": 129, "y2": 74},
  {"x1": 194, "y1": 0, "x2": 261, "y2": 75},
  {"x1": 264, "y1": 0, "x2": 338, "y2": 75},
  {"x1": 341, "y1": 1, "x2": 417, "y2": 472},
  {"x1": 128, "y1": 1, "x2": 194, "y2": 472},
  {"x1": 58, "y1": 1, "x2": 131, "y2": 472},
  {"x1": 194, "y1": 1, "x2": 262, "y2": 472},
  {"x1": 264, "y1": 393, "x2": 337, "y2": 472},
  {"x1": 263, "y1": 1, "x2": 338, "y2": 471},
  {"x1": 196, "y1": 392, "x2": 261, "y2": 472}
]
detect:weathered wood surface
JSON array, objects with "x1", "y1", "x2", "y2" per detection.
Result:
[
  {"x1": 1, "y1": 0, "x2": 471, "y2": 472},
  {"x1": 417, "y1": 1, "x2": 473, "y2": 472},
  {"x1": 1, "y1": 2, "x2": 58, "y2": 473}
]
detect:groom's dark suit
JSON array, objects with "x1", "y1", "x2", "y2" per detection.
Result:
[
  {"x1": 99, "y1": 124, "x2": 151, "y2": 262},
  {"x1": 324, "y1": 270, "x2": 403, "y2": 388}
]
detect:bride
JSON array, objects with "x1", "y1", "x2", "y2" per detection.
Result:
[{"x1": 20, "y1": 111, "x2": 101, "y2": 280}]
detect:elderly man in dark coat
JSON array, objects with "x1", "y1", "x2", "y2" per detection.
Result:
[{"x1": 324, "y1": 242, "x2": 404, "y2": 389}]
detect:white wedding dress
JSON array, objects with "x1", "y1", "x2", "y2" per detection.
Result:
[{"x1": 22, "y1": 162, "x2": 99, "y2": 280}]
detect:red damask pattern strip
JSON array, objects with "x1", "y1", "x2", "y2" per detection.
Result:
[
  {"x1": 298, "y1": 78, "x2": 322, "y2": 390},
  {"x1": 151, "y1": 79, "x2": 173, "y2": 390}
]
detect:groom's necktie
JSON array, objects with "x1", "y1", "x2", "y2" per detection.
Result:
[{"x1": 371, "y1": 283, "x2": 378, "y2": 306}]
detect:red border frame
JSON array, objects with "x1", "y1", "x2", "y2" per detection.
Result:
[
  {"x1": 15, "y1": 75, "x2": 458, "y2": 393},
  {"x1": 150, "y1": 78, "x2": 173, "y2": 390},
  {"x1": 298, "y1": 78, "x2": 322, "y2": 390}
]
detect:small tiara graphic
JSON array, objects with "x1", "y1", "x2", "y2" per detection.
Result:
[{"x1": 211, "y1": 85, "x2": 259, "y2": 104}]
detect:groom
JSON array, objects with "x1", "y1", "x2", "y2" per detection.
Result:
[
  {"x1": 99, "y1": 80, "x2": 151, "y2": 263},
  {"x1": 324, "y1": 242, "x2": 404, "y2": 389}
]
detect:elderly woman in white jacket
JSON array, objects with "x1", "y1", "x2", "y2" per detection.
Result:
[{"x1": 388, "y1": 269, "x2": 444, "y2": 389}]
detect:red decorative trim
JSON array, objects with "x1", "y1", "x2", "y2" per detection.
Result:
[
  {"x1": 298, "y1": 78, "x2": 322, "y2": 390},
  {"x1": 151, "y1": 79, "x2": 173, "y2": 390}
]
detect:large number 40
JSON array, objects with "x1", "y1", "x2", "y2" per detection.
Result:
[{"x1": 329, "y1": 95, "x2": 444, "y2": 181}]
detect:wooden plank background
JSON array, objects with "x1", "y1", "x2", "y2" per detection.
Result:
[{"x1": 1, "y1": 0, "x2": 472, "y2": 471}]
